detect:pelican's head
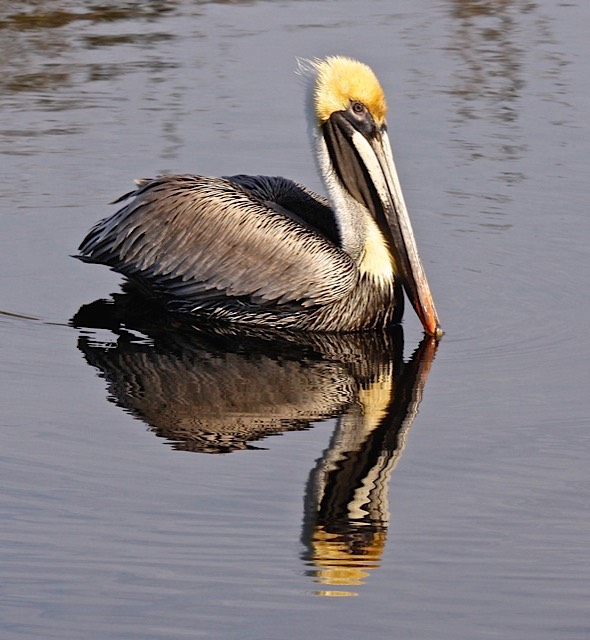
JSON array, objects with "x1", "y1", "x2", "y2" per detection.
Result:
[
  {"x1": 312, "y1": 56, "x2": 388, "y2": 128},
  {"x1": 301, "y1": 56, "x2": 442, "y2": 338}
]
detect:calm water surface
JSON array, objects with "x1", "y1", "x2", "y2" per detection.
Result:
[{"x1": 1, "y1": 1, "x2": 589, "y2": 638}]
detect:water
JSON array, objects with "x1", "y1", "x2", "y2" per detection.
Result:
[{"x1": 1, "y1": 1, "x2": 589, "y2": 638}]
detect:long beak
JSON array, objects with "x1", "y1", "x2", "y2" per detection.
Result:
[{"x1": 349, "y1": 128, "x2": 442, "y2": 338}]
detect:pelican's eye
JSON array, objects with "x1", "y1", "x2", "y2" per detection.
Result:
[
  {"x1": 346, "y1": 100, "x2": 378, "y2": 138},
  {"x1": 351, "y1": 101, "x2": 366, "y2": 115}
]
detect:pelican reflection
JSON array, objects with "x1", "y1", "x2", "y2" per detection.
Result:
[
  {"x1": 302, "y1": 334, "x2": 436, "y2": 595},
  {"x1": 72, "y1": 292, "x2": 438, "y2": 589}
]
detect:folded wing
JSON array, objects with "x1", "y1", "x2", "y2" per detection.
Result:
[{"x1": 78, "y1": 174, "x2": 356, "y2": 311}]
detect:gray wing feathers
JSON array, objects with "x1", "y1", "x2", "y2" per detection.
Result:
[{"x1": 79, "y1": 175, "x2": 355, "y2": 309}]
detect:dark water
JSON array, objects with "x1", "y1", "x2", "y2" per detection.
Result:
[{"x1": 1, "y1": 1, "x2": 589, "y2": 638}]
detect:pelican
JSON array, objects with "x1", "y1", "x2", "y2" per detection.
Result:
[{"x1": 77, "y1": 56, "x2": 442, "y2": 336}]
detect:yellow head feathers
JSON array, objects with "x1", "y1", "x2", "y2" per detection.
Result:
[{"x1": 312, "y1": 56, "x2": 388, "y2": 127}]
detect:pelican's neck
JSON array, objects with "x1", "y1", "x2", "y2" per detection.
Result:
[
  {"x1": 314, "y1": 135, "x2": 395, "y2": 287},
  {"x1": 313, "y1": 137, "x2": 361, "y2": 254}
]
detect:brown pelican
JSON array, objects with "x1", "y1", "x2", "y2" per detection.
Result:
[{"x1": 78, "y1": 56, "x2": 442, "y2": 336}]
